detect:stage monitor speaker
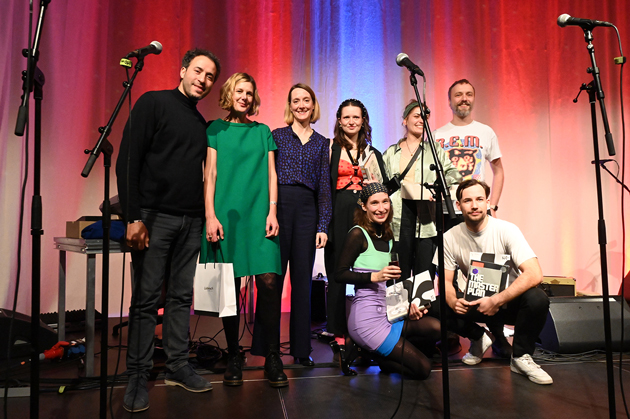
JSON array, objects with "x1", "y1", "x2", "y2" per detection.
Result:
[
  {"x1": 538, "y1": 296, "x2": 630, "y2": 354},
  {"x1": 0, "y1": 308, "x2": 58, "y2": 359}
]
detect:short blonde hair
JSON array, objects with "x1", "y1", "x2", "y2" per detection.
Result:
[
  {"x1": 283, "y1": 83, "x2": 321, "y2": 125},
  {"x1": 219, "y1": 72, "x2": 261, "y2": 116}
]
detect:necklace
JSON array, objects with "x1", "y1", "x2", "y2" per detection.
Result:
[
  {"x1": 405, "y1": 139, "x2": 420, "y2": 155},
  {"x1": 294, "y1": 125, "x2": 313, "y2": 144},
  {"x1": 375, "y1": 231, "x2": 383, "y2": 239}
]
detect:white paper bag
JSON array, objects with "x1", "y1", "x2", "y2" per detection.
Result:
[{"x1": 193, "y1": 262, "x2": 237, "y2": 317}]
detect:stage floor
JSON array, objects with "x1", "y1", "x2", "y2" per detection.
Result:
[{"x1": 2, "y1": 313, "x2": 628, "y2": 419}]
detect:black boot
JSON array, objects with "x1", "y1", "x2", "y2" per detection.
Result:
[
  {"x1": 329, "y1": 340, "x2": 358, "y2": 376},
  {"x1": 264, "y1": 345, "x2": 288, "y2": 388},
  {"x1": 223, "y1": 353, "x2": 243, "y2": 386}
]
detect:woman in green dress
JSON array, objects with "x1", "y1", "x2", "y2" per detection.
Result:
[{"x1": 201, "y1": 72, "x2": 285, "y2": 388}]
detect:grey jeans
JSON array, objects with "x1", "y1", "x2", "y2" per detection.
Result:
[{"x1": 126, "y1": 210, "x2": 202, "y2": 375}]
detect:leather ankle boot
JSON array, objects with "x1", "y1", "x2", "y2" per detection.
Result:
[
  {"x1": 223, "y1": 353, "x2": 243, "y2": 386},
  {"x1": 264, "y1": 345, "x2": 288, "y2": 388}
]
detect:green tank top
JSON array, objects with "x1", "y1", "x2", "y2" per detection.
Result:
[{"x1": 352, "y1": 226, "x2": 393, "y2": 271}]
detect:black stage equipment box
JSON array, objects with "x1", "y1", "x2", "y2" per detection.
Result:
[{"x1": 0, "y1": 308, "x2": 58, "y2": 359}]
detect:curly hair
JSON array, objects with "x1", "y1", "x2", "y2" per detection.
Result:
[{"x1": 181, "y1": 49, "x2": 221, "y2": 80}]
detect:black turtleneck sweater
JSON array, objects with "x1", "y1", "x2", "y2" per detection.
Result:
[{"x1": 116, "y1": 88, "x2": 207, "y2": 222}]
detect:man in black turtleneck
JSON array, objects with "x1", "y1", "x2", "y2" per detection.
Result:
[{"x1": 116, "y1": 48, "x2": 220, "y2": 413}]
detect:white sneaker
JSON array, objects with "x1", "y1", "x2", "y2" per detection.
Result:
[
  {"x1": 510, "y1": 354, "x2": 553, "y2": 385},
  {"x1": 462, "y1": 331, "x2": 494, "y2": 365}
]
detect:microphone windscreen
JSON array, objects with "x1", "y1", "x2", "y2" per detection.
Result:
[
  {"x1": 557, "y1": 14, "x2": 570, "y2": 27},
  {"x1": 396, "y1": 53, "x2": 408, "y2": 66},
  {"x1": 151, "y1": 41, "x2": 163, "y2": 53}
]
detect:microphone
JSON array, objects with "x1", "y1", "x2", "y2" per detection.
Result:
[
  {"x1": 125, "y1": 41, "x2": 163, "y2": 59},
  {"x1": 557, "y1": 14, "x2": 613, "y2": 29},
  {"x1": 396, "y1": 53, "x2": 424, "y2": 77}
]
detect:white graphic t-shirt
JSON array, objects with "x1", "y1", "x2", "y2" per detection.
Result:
[{"x1": 432, "y1": 120, "x2": 502, "y2": 182}]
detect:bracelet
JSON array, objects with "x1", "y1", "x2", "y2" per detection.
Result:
[
  {"x1": 490, "y1": 205, "x2": 498, "y2": 211},
  {"x1": 270, "y1": 201, "x2": 278, "y2": 205},
  {"x1": 128, "y1": 219, "x2": 143, "y2": 224}
]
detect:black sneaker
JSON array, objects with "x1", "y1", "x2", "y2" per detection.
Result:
[
  {"x1": 123, "y1": 373, "x2": 150, "y2": 413},
  {"x1": 164, "y1": 364, "x2": 212, "y2": 392},
  {"x1": 223, "y1": 354, "x2": 243, "y2": 386}
]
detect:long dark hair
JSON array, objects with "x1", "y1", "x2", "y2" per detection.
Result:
[
  {"x1": 353, "y1": 204, "x2": 394, "y2": 241},
  {"x1": 333, "y1": 98, "x2": 372, "y2": 155}
]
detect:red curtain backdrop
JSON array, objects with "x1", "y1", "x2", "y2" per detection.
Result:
[{"x1": 1, "y1": 0, "x2": 629, "y2": 315}]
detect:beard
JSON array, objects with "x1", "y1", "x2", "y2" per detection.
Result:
[{"x1": 452, "y1": 101, "x2": 473, "y2": 118}]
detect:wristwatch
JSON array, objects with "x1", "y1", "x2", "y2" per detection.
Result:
[{"x1": 489, "y1": 205, "x2": 498, "y2": 211}]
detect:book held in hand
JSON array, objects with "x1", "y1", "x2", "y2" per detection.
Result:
[
  {"x1": 464, "y1": 260, "x2": 508, "y2": 302},
  {"x1": 386, "y1": 271, "x2": 436, "y2": 323},
  {"x1": 360, "y1": 150, "x2": 383, "y2": 183}
]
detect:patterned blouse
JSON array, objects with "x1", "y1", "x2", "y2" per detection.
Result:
[{"x1": 272, "y1": 125, "x2": 333, "y2": 234}]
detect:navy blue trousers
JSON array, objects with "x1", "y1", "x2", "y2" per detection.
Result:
[{"x1": 251, "y1": 185, "x2": 317, "y2": 358}]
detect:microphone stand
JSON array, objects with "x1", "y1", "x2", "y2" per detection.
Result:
[
  {"x1": 592, "y1": 160, "x2": 630, "y2": 195},
  {"x1": 583, "y1": 29, "x2": 616, "y2": 157},
  {"x1": 81, "y1": 57, "x2": 145, "y2": 419},
  {"x1": 575, "y1": 71, "x2": 616, "y2": 419},
  {"x1": 14, "y1": 2, "x2": 51, "y2": 418},
  {"x1": 407, "y1": 72, "x2": 457, "y2": 419}
]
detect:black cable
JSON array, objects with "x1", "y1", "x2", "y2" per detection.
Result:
[
  {"x1": 190, "y1": 272, "x2": 297, "y2": 364},
  {"x1": 534, "y1": 348, "x2": 630, "y2": 363},
  {"x1": 190, "y1": 313, "x2": 202, "y2": 342},
  {"x1": 189, "y1": 275, "x2": 255, "y2": 361},
  {"x1": 3, "y1": 3, "x2": 34, "y2": 418},
  {"x1": 389, "y1": 271, "x2": 418, "y2": 419},
  {"x1": 611, "y1": 24, "x2": 629, "y2": 419},
  {"x1": 3, "y1": 118, "x2": 30, "y2": 419},
  {"x1": 109, "y1": 67, "x2": 133, "y2": 419},
  {"x1": 238, "y1": 276, "x2": 255, "y2": 353},
  {"x1": 197, "y1": 332, "x2": 224, "y2": 348}
]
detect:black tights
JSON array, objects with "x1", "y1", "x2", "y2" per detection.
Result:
[
  {"x1": 377, "y1": 315, "x2": 441, "y2": 380},
  {"x1": 221, "y1": 276, "x2": 242, "y2": 355},
  {"x1": 222, "y1": 274, "x2": 281, "y2": 356}
]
